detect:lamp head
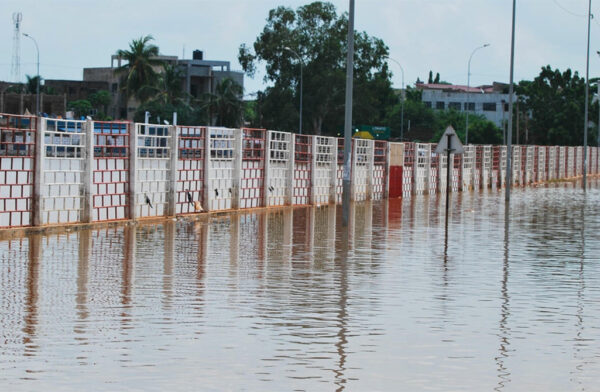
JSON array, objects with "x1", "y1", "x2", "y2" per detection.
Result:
[{"x1": 483, "y1": 43, "x2": 490, "y2": 48}]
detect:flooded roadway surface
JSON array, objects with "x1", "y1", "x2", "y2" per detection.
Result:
[{"x1": 1, "y1": 180, "x2": 600, "y2": 391}]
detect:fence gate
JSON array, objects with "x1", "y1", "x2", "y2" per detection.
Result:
[
  {"x1": 352, "y1": 138, "x2": 373, "y2": 201},
  {"x1": 293, "y1": 134, "x2": 312, "y2": 205},
  {"x1": 241, "y1": 128, "x2": 265, "y2": 209},
  {"x1": 135, "y1": 123, "x2": 172, "y2": 217},
  {"x1": 206, "y1": 127, "x2": 235, "y2": 211},
  {"x1": 93, "y1": 121, "x2": 130, "y2": 221},
  {"x1": 0, "y1": 114, "x2": 36, "y2": 227},
  {"x1": 39, "y1": 119, "x2": 86, "y2": 224},
  {"x1": 313, "y1": 136, "x2": 336, "y2": 204},
  {"x1": 177, "y1": 126, "x2": 205, "y2": 214},
  {"x1": 266, "y1": 131, "x2": 292, "y2": 207}
]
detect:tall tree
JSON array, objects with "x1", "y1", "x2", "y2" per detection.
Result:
[
  {"x1": 114, "y1": 35, "x2": 163, "y2": 102},
  {"x1": 517, "y1": 66, "x2": 598, "y2": 146},
  {"x1": 238, "y1": 1, "x2": 394, "y2": 135}
]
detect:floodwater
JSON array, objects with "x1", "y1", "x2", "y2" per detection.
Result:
[{"x1": 1, "y1": 181, "x2": 600, "y2": 391}]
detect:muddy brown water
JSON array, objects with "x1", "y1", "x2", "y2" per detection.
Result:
[{"x1": 2, "y1": 180, "x2": 600, "y2": 391}]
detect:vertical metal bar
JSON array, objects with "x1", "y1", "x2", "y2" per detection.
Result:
[
  {"x1": 81, "y1": 119, "x2": 94, "y2": 223},
  {"x1": 203, "y1": 128, "x2": 212, "y2": 212},
  {"x1": 505, "y1": 0, "x2": 516, "y2": 202},
  {"x1": 128, "y1": 123, "x2": 138, "y2": 220},
  {"x1": 342, "y1": 0, "x2": 355, "y2": 226},
  {"x1": 583, "y1": 0, "x2": 591, "y2": 190},
  {"x1": 33, "y1": 117, "x2": 44, "y2": 226},
  {"x1": 231, "y1": 128, "x2": 243, "y2": 209},
  {"x1": 167, "y1": 125, "x2": 178, "y2": 216}
]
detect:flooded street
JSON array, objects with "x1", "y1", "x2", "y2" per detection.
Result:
[{"x1": 2, "y1": 181, "x2": 600, "y2": 391}]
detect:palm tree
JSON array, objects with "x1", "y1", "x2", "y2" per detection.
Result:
[
  {"x1": 114, "y1": 35, "x2": 163, "y2": 102},
  {"x1": 203, "y1": 78, "x2": 243, "y2": 127},
  {"x1": 25, "y1": 75, "x2": 40, "y2": 94},
  {"x1": 143, "y1": 64, "x2": 190, "y2": 107}
]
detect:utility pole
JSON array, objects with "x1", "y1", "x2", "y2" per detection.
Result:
[
  {"x1": 583, "y1": 0, "x2": 592, "y2": 191},
  {"x1": 505, "y1": 0, "x2": 516, "y2": 203},
  {"x1": 342, "y1": 0, "x2": 355, "y2": 226}
]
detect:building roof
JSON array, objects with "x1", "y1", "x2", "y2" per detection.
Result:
[{"x1": 416, "y1": 83, "x2": 504, "y2": 94}]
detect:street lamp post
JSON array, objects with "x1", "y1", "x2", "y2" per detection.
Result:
[
  {"x1": 284, "y1": 46, "x2": 303, "y2": 135},
  {"x1": 583, "y1": 0, "x2": 592, "y2": 191},
  {"x1": 23, "y1": 33, "x2": 40, "y2": 115},
  {"x1": 386, "y1": 57, "x2": 405, "y2": 140},
  {"x1": 466, "y1": 43, "x2": 490, "y2": 144}
]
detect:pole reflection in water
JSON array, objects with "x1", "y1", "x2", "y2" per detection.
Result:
[
  {"x1": 121, "y1": 225, "x2": 135, "y2": 330},
  {"x1": 24, "y1": 234, "x2": 41, "y2": 357},
  {"x1": 74, "y1": 231, "x2": 91, "y2": 346},
  {"x1": 495, "y1": 205, "x2": 512, "y2": 391},
  {"x1": 163, "y1": 221, "x2": 175, "y2": 311}
]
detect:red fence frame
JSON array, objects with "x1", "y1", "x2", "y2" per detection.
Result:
[
  {"x1": 93, "y1": 121, "x2": 130, "y2": 221},
  {"x1": 0, "y1": 114, "x2": 37, "y2": 227},
  {"x1": 293, "y1": 134, "x2": 312, "y2": 205},
  {"x1": 241, "y1": 128, "x2": 266, "y2": 208},
  {"x1": 177, "y1": 126, "x2": 206, "y2": 214}
]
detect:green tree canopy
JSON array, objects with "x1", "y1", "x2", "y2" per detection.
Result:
[
  {"x1": 517, "y1": 66, "x2": 598, "y2": 146},
  {"x1": 238, "y1": 1, "x2": 394, "y2": 135},
  {"x1": 115, "y1": 35, "x2": 163, "y2": 102},
  {"x1": 68, "y1": 99, "x2": 93, "y2": 118}
]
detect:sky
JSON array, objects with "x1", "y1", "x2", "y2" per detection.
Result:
[{"x1": 2, "y1": 0, "x2": 600, "y2": 97}]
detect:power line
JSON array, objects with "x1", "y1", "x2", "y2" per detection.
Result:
[{"x1": 551, "y1": 0, "x2": 587, "y2": 17}]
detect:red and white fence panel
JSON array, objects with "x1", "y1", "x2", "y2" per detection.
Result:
[
  {"x1": 206, "y1": 127, "x2": 235, "y2": 211},
  {"x1": 39, "y1": 118, "x2": 86, "y2": 225},
  {"x1": 373, "y1": 140, "x2": 388, "y2": 200},
  {"x1": 351, "y1": 138, "x2": 373, "y2": 201},
  {"x1": 402, "y1": 142, "x2": 415, "y2": 196},
  {"x1": 567, "y1": 146, "x2": 575, "y2": 178},
  {"x1": 92, "y1": 121, "x2": 130, "y2": 221},
  {"x1": 313, "y1": 136, "x2": 336, "y2": 205},
  {"x1": 511, "y1": 145, "x2": 521, "y2": 186},
  {"x1": 482, "y1": 145, "x2": 492, "y2": 189},
  {"x1": 0, "y1": 114, "x2": 36, "y2": 227},
  {"x1": 336, "y1": 138, "x2": 346, "y2": 204},
  {"x1": 537, "y1": 146, "x2": 546, "y2": 183},
  {"x1": 414, "y1": 143, "x2": 430, "y2": 195},
  {"x1": 177, "y1": 126, "x2": 205, "y2": 214},
  {"x1": 462, "y1": 145, "x2": 475, "y2": 191},
  {"x1": 293, "y1": 134, "x2": 312, "y2": 205},
  {"x1": 429, "y1": 144, "x2": 439, "y2": 194},
  {"x1": 240, "y1": 128, "x2": 265, "y2": 209},
  {"x1": 266, "y1": 131, "x2": 293, "y2": 207}
]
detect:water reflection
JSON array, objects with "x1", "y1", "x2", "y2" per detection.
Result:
[{"x1": 1, "y1": 181, "x2": 600, "y2": 390}]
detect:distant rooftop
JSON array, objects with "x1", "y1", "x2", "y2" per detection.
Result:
[{"x1": 416, "y1": 82, "x2": 508, "y2": 94}]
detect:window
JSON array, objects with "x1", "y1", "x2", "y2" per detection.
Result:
[
  {"x1": 449, "y1": 102, "x2": 461, "y2": 110},
  {"x1": 464, "y1": 102, "x2": 475, "y2": 111},
  {"x1": 436, "y1": 101, "x2": 445, "y2": 110},
  {"x1": 111, "y1": 83, "x2": 118, "y2": 93},
  {"x1": 483, "y1": 102, "x2": 497, "y2": 112},
  {"x1": 423, "y1": 101, "x2": 432, "y2": 108}
]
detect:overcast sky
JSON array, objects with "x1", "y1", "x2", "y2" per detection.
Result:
[{"x1": 2, "y1": 0, "x2": 599, "y2": 96}]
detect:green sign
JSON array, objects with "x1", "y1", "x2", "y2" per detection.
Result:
[{"x1": 353, "y1": 125, "x2": 391, "y2": 140}]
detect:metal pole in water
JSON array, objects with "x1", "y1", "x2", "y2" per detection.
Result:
[
  {"x1": 445, "y1": 133, "x2": 451, "y2": 224},
  {"x1": 505, "y1": 0, "x2": 516, "y2": 203},
  {"x1": 342, "y1": 0, "x2": 355, "y2": 226},
  {"x1": 583, "y1": 0, "x2": 591, "y2": 191}
]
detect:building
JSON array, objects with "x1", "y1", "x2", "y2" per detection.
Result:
[
  {"x1": 417, "y1": 82, "x2": 513, "y2": 128},
  {"x1": 83, "y1": 50, "x2": 244, "y2": 120},
  {"x1": 1, "y1": 81, "x2": 66, "y2": 116}
]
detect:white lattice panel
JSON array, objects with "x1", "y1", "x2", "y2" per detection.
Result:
[
  {"x1": 372, "y1": 141, "x2": 387, "y2": 200},
  {"x1": 135, "y1": 124, "x2": 171, "y2": 217},
  {"x1": 567, "y1": 147, "x2": 575, "y2": 177},
  {"x1": 414, "y1": 143, "x2": 430, "y2": 195},
  {"x1": 429, "y1": 148, "x2": 439, "y2": 194},
  {"x1": 482, "y1": 145, "x2": 492, "y2": 188},
  {"x1": 592, "y1": 147, "x2": 598, "y2": 174},
  {"x1": 40, "y1": 119, "x2": 86, "y2": 224},
  {"x1": 512, "y1": 146, "x2": 521, "y2": 185},
  {"x1": 557, "y1": 147, "x2": 566, "y2": 179},
  {"x1": 525, "y1": 146, "x2": 535, "y2": 184},
  {"x1": 402, "y1": 143, "x2": 414, "y2": 197},
  {"x1": 499, "y1": 146, "x2": 507, "y2": 188},
  {"x1": 313, "y1": 136, "x2": 335, "y2": 205},
  {"x1": 352, "y1": 139, "x2": 373, "y2": 201},
  {"x1": 462, "y1": 145, "x2": 475, "y2": 191},
  {"x1": 537, "y1": 147, "x2": 546, "y2": 182},
  {"x1": 207, "y1": 127, "x2": 235, "y2": 211},
  {"x1": 576, "y1": 146, "x2": 583, "y2": 176},
  {"x1": 266, "y1": 131, "x2": 292, "y2": 206},
  {"x1": 547, "y1": 147, "x2": 556, "y2": 180}
]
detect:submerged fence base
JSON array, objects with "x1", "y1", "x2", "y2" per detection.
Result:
[{"x1": 1, "y1": 113, "x2": 598, "y2": 229}]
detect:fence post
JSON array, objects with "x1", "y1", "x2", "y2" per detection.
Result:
[
  {"x1": 384, "y1": 142, "x2": 391, "y2": 199},
  {"x1": 167, "y1": 125, "x2": 178, "y2": 216},
  {"x1": 203, "y1": 128, "x2": 212, "y2": 211},
  {"x1": 33, "y1": 117, "x2": 45, "y2": 226},
  {"x1": 367, "y1": 140, "x2": 374, "y2": 200},
  {"x1": 231, "y1": 128, "x2": 243, "y2": 209},
  {"x1": 329, "y1": 138, "x2": 338, "y2": 204},
  {"x1": 285, "y1": 133, "x2": 295, "y2": 205},
  {"x1": 263, "y1": 131, "x2": 272, "y2": 207},
  {"x1": 129, "y1": 123, "x2": 138, "y2": 220},
  {"x1": 81, "y1": 119, "x2": 94, "y2": 223},
  {"x1": 310, "y1": 135, "x2": 317, "y2": 204}
]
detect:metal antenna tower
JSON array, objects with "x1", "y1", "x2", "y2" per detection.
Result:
[{"x1": 11, "y1": 12, "x2": 22, "y2": 83}]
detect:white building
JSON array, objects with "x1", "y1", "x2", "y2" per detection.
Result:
[{"x1": 417, "y1": 82, "x2": 514, "y2": 128}]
